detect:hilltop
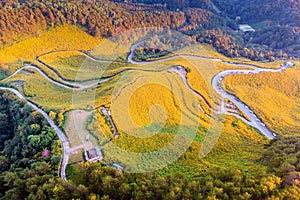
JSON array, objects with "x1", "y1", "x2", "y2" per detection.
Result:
[{"x1": 0, "y1": 0, "x2": 299, "y2": 63}]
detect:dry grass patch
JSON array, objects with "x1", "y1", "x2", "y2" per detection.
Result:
[{"x1": 69, "y1": 149, "x2": 84, "y2": 164}]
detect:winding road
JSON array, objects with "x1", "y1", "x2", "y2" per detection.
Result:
[
  {"x1": 127, "y1": 42, "x2": 294, "y2": 139},
  {"x1": 0, "y1": 87, "x2": 69, "y2": 181},
  {"x1": 0, "y1": 40, "x2": 293, "y2": 180},
  {"x1": 3, "y1": 64, "x2": 109, "y2": 90},
  {"x1": 211, "y1": 67, "x2": 285, "y2": 139}
]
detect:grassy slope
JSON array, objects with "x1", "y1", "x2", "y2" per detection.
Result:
[
  {"x1": 1, "y1": 24, "x2": 294, "y2": 178},
  {"x1": 0, "y1": 25, "x2": 120, "y2": 110},
  {"x1": 223, "y1": 64, "x2": 300, "y2": 135},
  {"x1": 92, "y1": 68, "x2": 268, "y2": 175},
  {"x1": 38, "y1": 51, "x2": 87, "y2": 81},
  {"x1": 2, "y1": 68, "x2": 122, "y2": 110},
  {"x1": 101, "y1": 114, "x2": 268, "y2": 176},
  {"x1": 38, "y1": 51, "x2": 133, "y2": 82},
  {"x1": 0, "y1": 25, "x2": 101, "y2": 74}
]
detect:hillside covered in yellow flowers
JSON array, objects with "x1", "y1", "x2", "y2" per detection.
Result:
[{"x1": 0, "y1": 19, "x2": 299, "y2": 199}]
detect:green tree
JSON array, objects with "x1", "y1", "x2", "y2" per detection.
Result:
[
  {"x1": 28, "y1": 135, "x2": 41, "y2": 148},
  {"x1": 30, "y1": 124, "x2": 41, "y2": 134}
]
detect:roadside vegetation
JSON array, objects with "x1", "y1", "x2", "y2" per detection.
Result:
[
  {"x1": 38, "y1": 51, "x2": 131, "y2": 82},
  {"x1": 0, "y1": 92, "x2": 61, "y2": 197},
  {"x1": 261, "y1": 135, "x2": 300, "y2": 188},
  {"x1": 223, "y1": 66, "x2": 300, "y2": 135}
]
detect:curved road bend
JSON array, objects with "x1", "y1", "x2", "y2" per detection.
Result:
[
  {"x1": 37, "y1": 50, "x2": 127, "y2": 64},
  {"x1": 0, "y1": 87, "x2": 70, "y2": 181},
  {"x1": 34, "y1": 49, "x2": 128, "y2": 88},
  {"x1": 211, "y1": 65, "x2": 289, "y2": 139},
  {"x1": 3, "y1": 65, "x2": 110, "y2": 90},
  {"x1": 1, "y1": 42, "x2": 291, "y2": 180},
  {"x1": 127, "y1": 43, "x2": 292, "y2": 139}
]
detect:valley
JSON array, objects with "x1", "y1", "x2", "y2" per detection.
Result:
[
  {"x1": 0, "y1": 0, "x2": 299, "y2": 198},
  {"x1": 0, "y1": 25, "x2": 298, "y2": 179}
]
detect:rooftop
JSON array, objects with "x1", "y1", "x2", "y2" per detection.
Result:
[
  {"x1": 86, "y1": 148, "x2": 98, "y2": 160},
  {"x1": 42, "y1": 150, "x2": 51, "y2": 158},
  {"x1": 112, "y1": 163, "x2": 124, "y2": 171},
  {"x1": 238, "y1": 24, "x2": 255, "y2": 32},
  {"x1": 85, "y1": 147, "x2": 103, "y2": 162}
]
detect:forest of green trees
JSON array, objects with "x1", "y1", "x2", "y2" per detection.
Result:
[
  {"x1": 212, "y1": 0, "x2": 300, "y2": 57},
  {"x1": 116, "y1": 0, "x2": 300, "y2": 59},
  {"x1": 0, "y1": 92, "x2": 61, "y2": 198}
]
